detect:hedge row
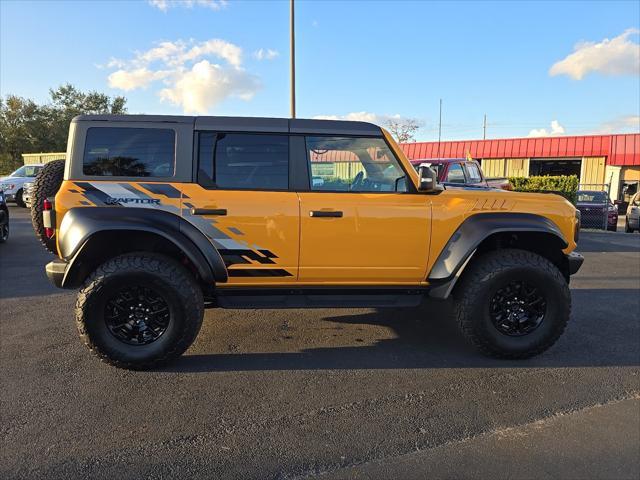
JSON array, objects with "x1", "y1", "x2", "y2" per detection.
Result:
[{"x1": 508, "y1": 175, "x2": 579, "y2": 204}]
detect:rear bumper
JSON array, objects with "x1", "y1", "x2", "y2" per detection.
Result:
[
  {"x1": 567, "y1": 252, "x2": 584, "y2": 276},
  {"x1": 45, "y1": 258, "x2": 68, "y2": 288}
]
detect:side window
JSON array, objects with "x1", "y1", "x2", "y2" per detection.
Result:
[
  {"x1": 198, "y1": 133, "x2": 289, "y2": 190},
  {"x1": 306, "y1": 136, "x2": 407, "y2": 192},
  {"x1": 465, "y1": 163, "x2": 482, "y2": 183},
  {"x1": 83, "y1": 127, "x2": 175, "y2": 177},
  {"x1": 446, "y1": 163, "x2": 466, "y2": 183}
]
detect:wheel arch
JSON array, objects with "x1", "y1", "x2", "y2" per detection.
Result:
[
  {"x1": 428, "y1": 213, "x2": 569, "y2": 299},
  {"x1": 58, "y1": 207, "x2": 227, "y2": 288}
]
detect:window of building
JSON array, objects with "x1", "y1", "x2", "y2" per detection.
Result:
[
  {"x1": 306, "y1": 136, "x2": 407, "y2": 192},
  {"x1": 198, "y1": 133, "x2": 289, "y2": 190},
  {"x1": 83, "y1": 127, "x2": 175, "y2": 177}
]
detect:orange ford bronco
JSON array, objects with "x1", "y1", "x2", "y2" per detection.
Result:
[{"x1": 37, "y1": 115, "x2": 583, "y2": 369}]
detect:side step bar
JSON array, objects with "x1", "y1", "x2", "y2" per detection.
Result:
[{"x1": 214, "y1": 287, "x2": 429, "y2": 309}]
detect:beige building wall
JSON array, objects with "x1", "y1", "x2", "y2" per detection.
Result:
[
  {"x1": 481, "y1": 159, "x2": 506, "y2": 177},
  {"x1": 506, "y1": 158, "x2": 529, "y2": 177},
  {"x1": 22, "y1": 152, "x2": 66, "y2": 165},
  {"x1": 580, "y1": 156, "x2": 606, "y2": 186},
  {"x1": 480, "y1": 158, "x2": 530, "y2": 178}
]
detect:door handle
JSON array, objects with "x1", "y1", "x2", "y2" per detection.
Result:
[
  {"x1": 309, "y1": 210, "x2": 343, "y2": 218},
  {"x1": 191, "y1": 208, "x2": 227, "y2": 216}
]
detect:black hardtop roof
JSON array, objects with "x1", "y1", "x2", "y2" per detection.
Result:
[{"x1": 72, "y1": 115, "x2": 382, "y2": 136}]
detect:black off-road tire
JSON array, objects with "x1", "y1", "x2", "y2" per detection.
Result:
[
  {"x1": 15, "y1": 189, "x2": 25, "y2": 207},
  {"x1": 453, "y1": 248, "x2": 570, "y2": 359},
  {"x1": 0, "y1": 218, "x2": 8, "y2": 243},
  {"x1": 76, "y1": 253, "x2": 204, "y2": 370},
  {"x1": 30, "y1": 160, "x2": 65, "y2": 254}
]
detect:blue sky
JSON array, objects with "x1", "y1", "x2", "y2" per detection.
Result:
[{"x1": 1, "y1": 0, "x2": 639, "y2": 141}]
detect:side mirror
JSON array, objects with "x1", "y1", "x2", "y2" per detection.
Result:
[{"x1": 418, "y1": 164, "x2": 444, "y2": 193}]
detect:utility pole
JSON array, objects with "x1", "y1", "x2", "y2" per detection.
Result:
[
  {"x1": 290, "y1": 0, "x2": 296, "y2": 118},
  {"x1": 437, "y1": 98, "x2": 442, "y2": 157},
  {"x1": 483, "y1": 114, "x2": 487, "y2": 140}
]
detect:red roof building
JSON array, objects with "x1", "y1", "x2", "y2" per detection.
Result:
[{"x1": 400, "y1": 133, "x2": 640, "y2": 202}]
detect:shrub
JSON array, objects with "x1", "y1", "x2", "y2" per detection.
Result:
[{"x1": 508, "y1": 175, "x2": 579, "y2": 204}]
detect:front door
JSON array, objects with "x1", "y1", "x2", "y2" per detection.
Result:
[
  {"x1": 297, "y1": 135, "x2": 431, "y2": 284},
  {"x1": 180, "y1": 131, "x2": 300, "y2": 284}
]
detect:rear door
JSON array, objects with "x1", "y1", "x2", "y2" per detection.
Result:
[
  {"x1": 296, "y1": 135, "x2": 431, "y2": 284},
  {"x1": 180, "y1": 131, "x2": 300, "y2": 284}
]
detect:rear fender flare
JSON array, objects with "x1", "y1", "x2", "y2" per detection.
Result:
[{"x1": 58, "y1": 207, "x2": 227, "y2": 287}]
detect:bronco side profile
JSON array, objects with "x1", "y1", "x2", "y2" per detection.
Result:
[{"x1": 41, "y1": 115, "x2": 583, "y2": 369}]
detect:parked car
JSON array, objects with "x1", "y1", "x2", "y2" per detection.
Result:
[
  {"x1": 0, "y1": 190, "x2": 9, "y2": 243},
  {"x1": 0, "y1": 164, "x2": 44, "y2": 207},
  {"x1": 575, "y1": 190, "x2": 617, "y2": 231},
  {"x1": 42, "y1": 114, "x2": 582, "y2": 370},
  {"x1": 410, "y1": 158, "x2": 510, "y2": 190},
  {"x1": 22, "y1": 181, "x2": 34, "y2": 208},
  {"x1": 625, "y1": 192, "x2": 640, "y2": 233}
]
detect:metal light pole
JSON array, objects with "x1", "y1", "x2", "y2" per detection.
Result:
[
  {"x1": 437, "y1": 98, "x2": 442, "y2": 157},
  {"x1": 290, "y1": 0, "x2": 296, "y2": 118}
]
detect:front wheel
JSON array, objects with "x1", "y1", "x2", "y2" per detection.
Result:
[
  {"x1": 0, "y1": 218, "x2": 8, "y2": 243},
  {"x1": 75, "y1": 253, "x2": 204, "y2": 369},
  {"x1": 15, "y1": 189, "x2": 25, "y2": 208},
  {"x1": 453, "y1": 249, "x2": 570, "y2": 359}
]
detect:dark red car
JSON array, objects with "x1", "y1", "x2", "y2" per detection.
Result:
[
  {"x1": 576, "y1": 190, "x2": 618, "y2": 231},
  {"x1": 409, "y1": 158, "x2": 510, "y2": 190}
]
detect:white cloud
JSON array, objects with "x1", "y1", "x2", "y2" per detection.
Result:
[
  {"x1": 312, "y1": 111, "x2": 404, "y2": 124},
  {"x1": 528, "y1": 120, "x2": 566, "y2": 137},
  {"x1": 108, "y1": 68, "x2": 171, "y2": 91},
  {"x1": 149, "y1": 0, "x2": 227, "y2": 12},
  {"x1": 592, "y1": 115, "x2": 640, "y2": 134},
  {"x1": 550, "y1": 28, "x2": 640, "y2": 80},
  {"x1": 253, "y1": 49, "x2": 280, "y2": 61},
  {"x1": 159, "y1": 60, "x2": 259, "y2": 114},
  {"x1": 105, "y1": 38, "x2": 260, "y2": 113}
]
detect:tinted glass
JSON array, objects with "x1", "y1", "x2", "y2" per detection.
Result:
[
  {"x1": 199, "y1": 133, "x2": 289, "y2": 190},
  {"x1": 307, "y1": 136, "x2": 406, "y2": 192},
  {"x1": 83, "y1": 127, "x2": 175, "y2": 177},
  {"x1": 465, "y1": 163, "x2": 482, "y2": 183},
  {"x1": 446, "y1": 164, "x2": 466, "y2": 183}
]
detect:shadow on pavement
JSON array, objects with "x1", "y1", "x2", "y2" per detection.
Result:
[
  {"x1": 577, "y1": 232, "x2": 640, "y2": 253},
  {"x1": 164, "y1": 288, "x2": 640, "y2": 373}
]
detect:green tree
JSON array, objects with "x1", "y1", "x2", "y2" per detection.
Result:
[{"x1": 0, "y1": 84, "x2": 127, "y2": 174}]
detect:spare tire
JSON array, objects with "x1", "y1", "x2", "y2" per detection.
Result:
[{"x1": 31, "y1": 159, "x2": 65, "y2": 254}]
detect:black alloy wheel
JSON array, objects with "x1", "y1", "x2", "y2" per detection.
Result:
[
  {"x1": 489, "y1": 280, "x2": 546, "y2": 336},
  {"x1": 104, "y1": 285, "x2": 171, "y2": 346}
]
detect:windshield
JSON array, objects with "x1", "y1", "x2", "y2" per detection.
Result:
[
  {"x1": 577, "y1": 191, "x2": 607, "y2": 203},
  {"x1": 10, "y1": 165, "x2": 42, "y2": 178}
]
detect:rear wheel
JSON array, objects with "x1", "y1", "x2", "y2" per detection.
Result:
[
  {"x1": 75, "y1": 253, "x2": 204, "y2": 370},
  {"x1": 31, "y1": 160, "x2": 65, "y2": 254},
  {"x1": 453, "y1": 249, "x2": 570, "y2": 359}
]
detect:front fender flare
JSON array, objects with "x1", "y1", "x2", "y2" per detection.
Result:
[{"x1": 427, "y1": 213, "x2": 567, "y2": 298}]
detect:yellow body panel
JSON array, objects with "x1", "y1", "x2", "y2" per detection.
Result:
[
  {"x1": 54, "y1": 130, "x2": 578, "y2": 288},
  {"x1": 298, "y1": 192, "x2": 430, "y2": 284}
]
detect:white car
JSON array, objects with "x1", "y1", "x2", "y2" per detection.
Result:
[
  {"x1": 625, "y1": 192, "x2": 640, "y2": 233},
  {"x1": 0, "y1": 164, "x2": 44, "y2": 207},
  {"x1": 22, "y1": 181, "x2": 35, "y2": 208}
]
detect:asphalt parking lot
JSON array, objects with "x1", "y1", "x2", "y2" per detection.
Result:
[{"x1": 1, "y1": 205, "x2": 639, "y2": 479}]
